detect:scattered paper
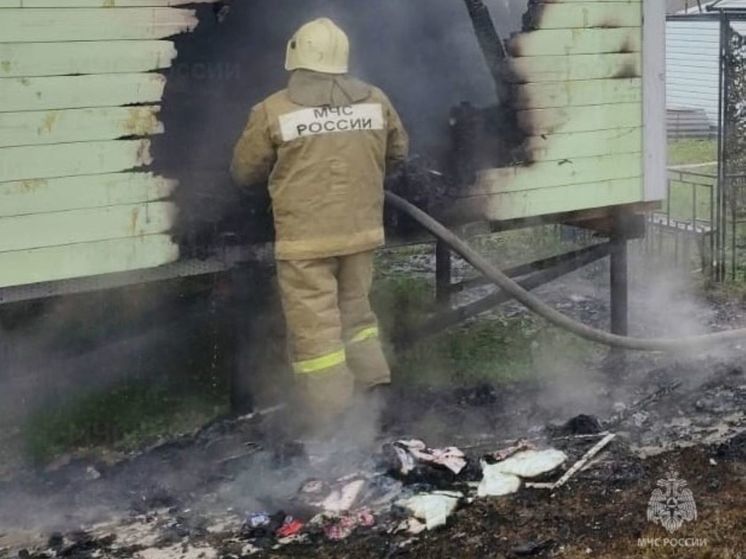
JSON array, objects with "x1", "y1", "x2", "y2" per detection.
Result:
[
  {"x1": 492, "y1": 449, "x2": 568, "y2": 479},
  {"x1": 477, "y1": 465, "x2": 522, "y2": 497},
  {"x1": 399, "y1": 491, "x2": 462, "y2": 530}
]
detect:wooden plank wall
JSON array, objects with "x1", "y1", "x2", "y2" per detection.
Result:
[
  {"x1": 452, "y1": 0, "x2": 647, "y2": 223},
  {"x1": 0, "y1": 1, "x2": 217, "y2": 289}
]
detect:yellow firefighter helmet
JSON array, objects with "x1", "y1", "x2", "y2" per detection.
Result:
[{"x1": 285, "y1": 18, "x2": 350, "y2": 75}]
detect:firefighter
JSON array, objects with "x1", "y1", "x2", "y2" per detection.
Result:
[{"x1": 230, "y1": 18, "x2": 409, "y2": 431}]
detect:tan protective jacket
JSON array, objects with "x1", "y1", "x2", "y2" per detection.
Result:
[{"x1": 231, "y1": 72, "x2": 409, "y2": 260}]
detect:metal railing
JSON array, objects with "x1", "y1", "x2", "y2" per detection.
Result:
[
  {"x1": 646, "y1": 169, "x2": 716, "y2": 275},
  {"x1": 648, "y1": 168, "x2": 746, "y2": 281}
]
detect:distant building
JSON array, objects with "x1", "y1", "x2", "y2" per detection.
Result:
[
  {"x1": 666, "y1": 1, "x2": 746, "y2": 136},
  {"x1": 668, "y1": 0, "x2": 696, "y2": 13}
]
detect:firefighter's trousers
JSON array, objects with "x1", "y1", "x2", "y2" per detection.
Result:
[{"x1": 276, "y1": 250, "x2": 390, "y2": 424}]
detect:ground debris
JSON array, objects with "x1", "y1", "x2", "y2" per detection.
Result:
[
  {"x1": 509, "y1": 538, "x2": 554, "y2": 557},
  {"x1": 549, "y1": 414, "x2": 603, "y2": 437},
  {"x1": 5, "y1": 355, "x2": 746, "y2": 558},
  {"x1": 397, "y1": 491, "x2": 462, "y2": 530}
]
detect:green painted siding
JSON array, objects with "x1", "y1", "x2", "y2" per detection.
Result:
[
  {"x1": 0, "y1": 202, "x2": 175, "y2": 253},
  {"x1": 0, "y1": 41, "x2": 177, "y2": 78},
  {"x1": 448, "y1": 179, "x2": 643, "y2": 223},
  {"x1": 0, "y1": 0, "x2": 662, "y2": 289},
  {"x1": 0, "y1": 173, "x2": 176, "y2": 217},
  {"x1": 0, "y1": 236, "x2": 179, "y2": 288},
  {"x1": 508, "y1": 53, "x2": 642, "y2": 83},
  {"x1": 0, "y1": 139, "x2": 154, "y2": 183},
  {"x1": 0, "y1": 2, "x2": 217, "y2": 289},
  {"x1": 472, "y1": 153, "x2": 643, "y2": 195},
  {"x1": 523, "y1": 127, "x2": 641, "y2": 161},
  {"x1": 0, "y1": 8, "x2": 198, "y2": 42},
  {"x1": 0, "y1": 73, "x2": 167, "y2": 112},
  {"x1": 0, "y1": 106, "x2": 163, "y2": 148}
]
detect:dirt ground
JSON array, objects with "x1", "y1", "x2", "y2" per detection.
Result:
[{"x1": 264, "y1": 444, "x2": 745, "y2": 559}]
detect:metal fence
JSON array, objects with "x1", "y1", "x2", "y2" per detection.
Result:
[
  {"x1": 646, "y1": 169, "x2": 716, "y2": 274},
  {"x1": 647, "y1": 168, "x2": 746, "y2": 281},
  {"x1": 655, "y1": 5, "x2": 746, "y2": 282}
]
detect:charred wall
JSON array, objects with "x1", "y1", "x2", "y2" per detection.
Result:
[{"x1": 152, "y1": 0, "x2": 530, "y2": 252}]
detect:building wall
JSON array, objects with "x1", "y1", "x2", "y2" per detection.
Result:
[
  {"x1": 450, "y1": 0, "x2": 664, "y2": 223},
  {"x1": 0, "y1": 1, "x2": 217, "y2": 290},
  {"x1": 666, "y1": 17, "x2": 746, "y2": 127},
  {"x1": 666, "y1": 19, "x2": 721, "y2": 125},
  {"x1": 0, "y1": 0, "x2": 666, "y2": 290}
]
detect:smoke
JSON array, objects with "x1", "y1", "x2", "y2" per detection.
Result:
[
  {"x1": 0, "y1": 282, "x2": 224, "y2": 428},
  {"x1": 524, "y1": 239, "x2": 723, "y2": 422},
  {"x1": 207, "y1": 392, "x2": 387, "y2": 515},
  {"x1": 0, "y1": 273, "x2": 236, "y2": 529},
  {"x1": 155, "y1": 0, "x2": 531, "y2": 246}
]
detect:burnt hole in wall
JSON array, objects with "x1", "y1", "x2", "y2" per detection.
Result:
[
  {"x1": 152, "y1": 1, "x2": 532, "y2": 255},
  {"x1": 447, "y1": 0, "x2": 533, "y2": 188}
]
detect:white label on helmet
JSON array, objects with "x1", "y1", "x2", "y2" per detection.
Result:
[{"x1": 279, "y1": 103, "x2": 384, "y2": 142}]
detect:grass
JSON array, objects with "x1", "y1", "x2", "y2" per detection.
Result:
[
  {"x1": 392, "y1": 316, "x2": 595, "y2": 388},
  {"x1": 372, "y1": 241, "x2": 599, "y2": 389},
  {"x1": 668, "y1": 138, "x2": 717, "y2": 167},
  {"x1": 666, "y1": 180, "x2": 715, "y2": 222},
  {"x1": 23, "y1": 379, "x2": 228, "y2": 465},
  {"x1": 9, "y1": 278, "x2": 232, "y2": 467},
  {"x1": 663, "y1": 140, "x2": 718, "y2": 223}
]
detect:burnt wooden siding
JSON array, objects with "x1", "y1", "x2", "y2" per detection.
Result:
[{"x1": 450, "y1": 0, "x2": 665, "y2": 223}]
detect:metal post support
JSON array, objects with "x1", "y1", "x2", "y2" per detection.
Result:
[
  {"x1": 716, "y1": 12, "x2": 728, "y2": 281},
  {"x1": 435, "y1": 239, "x2": 453, "y2": 307},
  {"x1": 610, "y1": 235, "x2": 629, "y2": 337}
]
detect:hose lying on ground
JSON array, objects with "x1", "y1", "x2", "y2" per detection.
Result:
[{"x1": 385, "y1": 191, "x2": 746, "y2": 352}]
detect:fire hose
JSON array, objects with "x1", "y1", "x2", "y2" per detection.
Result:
[{"x1": 385, "y1": 191, "x2": 746, "y2": 352}]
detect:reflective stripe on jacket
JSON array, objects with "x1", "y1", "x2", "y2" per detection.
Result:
[{"x1": 231, "y1": 80, "x2": 409, "y2": 260}]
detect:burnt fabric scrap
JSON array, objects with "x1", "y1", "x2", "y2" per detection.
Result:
[
  {"x1": 385, "y1": 440, "x2": 468, "y2": 476},
  {"x1": 318, "y1": 508, "x2": 376, "y2": 541}
]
